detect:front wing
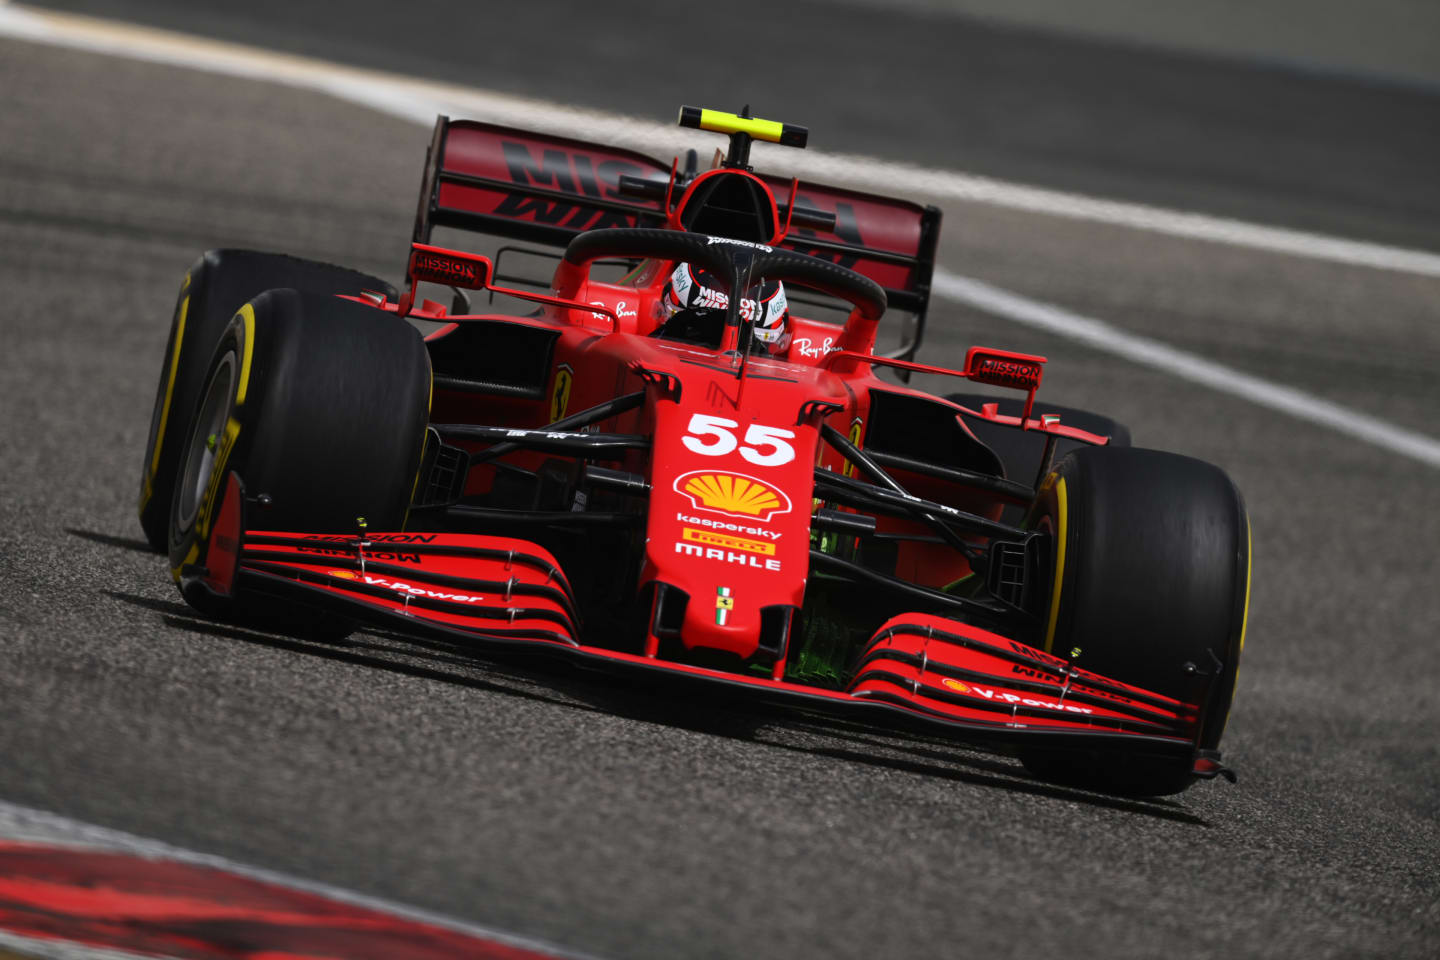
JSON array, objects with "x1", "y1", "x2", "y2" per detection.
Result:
[{"x1": 189, "y1": 476, "x2": 1225, "y2": 778}]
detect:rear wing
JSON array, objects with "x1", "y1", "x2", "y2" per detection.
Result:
[
  {"x1": 760, "y1": 175, "x2": 940, "y2": 323},
  {"x1": 412, "y1": 116, "x2": 942, "y2": 361},
  {"x1": 413, "y1": 117, "x2": 671, "y2": 247}
]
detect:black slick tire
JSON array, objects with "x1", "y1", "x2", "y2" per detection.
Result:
[
  {"x1": 167, "y1": 289, "x2": 431, "y2": 626},
  {"x1": 138, "y1": 250, "x2": 395, "y2": 551},
  {"x1": 1021, "y1": 446, "x2": 1250, "y2": 796}
]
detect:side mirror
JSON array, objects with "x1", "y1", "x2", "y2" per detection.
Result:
[
  {"x1": 963, "y1": 347, "x2": 1046, "y2": 423},
  {"x1": 962, "y1": 347, "x2": 1045, "y2": 391},
  {"x1": 400, "y1": 243, "x2": 493, "y2": 317},
  {"x1": 408, "y1": 242, "x2": 491, "y2": 290}
]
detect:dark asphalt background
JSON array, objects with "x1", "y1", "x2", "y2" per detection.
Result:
[
  {"x1": 2, "y1": 4, "x2": 1439, "y2": 959},
  {"x1": 29, "y1": 0, "x2": 1440, "y2": 253}
]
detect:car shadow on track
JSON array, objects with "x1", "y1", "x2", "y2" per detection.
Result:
[
  {"x1": 107, "y1": 589, "x2": 1210, "y2": 826},
  {"x1": 67, "y1": 528, "x2": 155, "y2": 553},
  {"x1": 585, "y1": 698, "x2": 1211, "y2": 825},
  {"x1": 106, "y1": 590, "x2": 615, "y2": 717}
]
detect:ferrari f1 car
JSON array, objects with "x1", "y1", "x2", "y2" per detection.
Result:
[{"x1": 137, "y1": 107, "x2": 1250, "y2": 797}]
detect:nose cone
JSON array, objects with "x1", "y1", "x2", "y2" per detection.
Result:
[
  {"x1": 680, "y1": 581, "x2": 750, "y2": 650},
  {"x1": 661, "y1": 468, "x2": 800, "y2": 659},
  {"x1": 642, "y1": 380, "x2": 820, "y2": 661}
]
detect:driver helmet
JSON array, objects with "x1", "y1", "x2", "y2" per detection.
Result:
[{"x1": 661, "y1": 262, "x2": 791, "y2": 357}]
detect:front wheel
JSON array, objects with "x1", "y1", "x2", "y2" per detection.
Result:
[
  {"x1": 168, "y1": 288, "x2": 431, "y2": 624},
  {"x1": 139, "y1": 250, "x2": 396, "y2": 551},
  {"x1": 1022, "y1": 446, "x2": 1250, "y2": 796}
]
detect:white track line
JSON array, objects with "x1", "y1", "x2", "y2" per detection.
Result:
[
  {"x1": 934, "y1": 271, "x2": 1440, "y2": 468},
  {"x1": 3, "y1": 0, "x2": 1438, "y2": 468},
  {"x1": 0, "y1": 928, "x2": 172, "y2": 960},
  {"x1": 0, "y1": 799, "x2": 598, "y2": 960},
  {"x1": 3, "y1": 1, "x2": 1440, "y2": 279}
]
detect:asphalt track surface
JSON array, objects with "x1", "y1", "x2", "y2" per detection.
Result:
[{"x1": 1, "y1": 9, "x2": 1438, "y2": 960}]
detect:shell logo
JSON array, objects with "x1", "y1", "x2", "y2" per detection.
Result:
[
  {"x1": 941, "y1": 678, "x2": 970, "y2": 694},
  {"x1": 673, "y1": 470, "x2": 793, "y2": 521},
  {"x1": 327, "y1": 569, "x2": 358, "y2": 580}
]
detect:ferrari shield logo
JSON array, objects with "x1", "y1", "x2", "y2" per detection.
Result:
[
  {"x1": 715, "y1": 586, "x2": 734, "y2": 625},
  {"x1": 550, "y1": 364, "x2": 574, "y2": 422}
]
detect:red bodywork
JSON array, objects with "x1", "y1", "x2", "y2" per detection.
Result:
[{"x1": 197, "y1": 118, "x2": 1221, "y2": 772}]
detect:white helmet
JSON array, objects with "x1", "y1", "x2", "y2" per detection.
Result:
[{"x1": 662, "y1": 262, "x2": 791, "y2": 357}]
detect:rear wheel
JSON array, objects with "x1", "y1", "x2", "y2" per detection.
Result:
[
  {"x1": 139, "y1": 250, "x2": 395, "y2": 551},
  {"x1": 168, "y1": 289, "x2": 431, "y2": 626},
  {"x1": 1021, "y1": 446, "x2": 1250, "y2": 796}
]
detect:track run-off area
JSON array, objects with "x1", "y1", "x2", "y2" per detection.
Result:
[{"x1": 0, "y1": 3, "x2": 1437, "y2": 958}]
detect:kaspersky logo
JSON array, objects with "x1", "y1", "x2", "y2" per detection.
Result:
[{"x1": 673, "y1": 470, "x2": 792, "y2": 522}]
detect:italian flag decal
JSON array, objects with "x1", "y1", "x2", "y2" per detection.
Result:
[{"x1": 715, "y1": 586, "x2": 733, "y2": 625}]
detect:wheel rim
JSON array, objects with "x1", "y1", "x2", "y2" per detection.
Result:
[{"x1": 176, "y1": 351, "x2": 236, "y2": 532}]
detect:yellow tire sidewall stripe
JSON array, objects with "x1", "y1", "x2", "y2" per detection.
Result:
[
  {"x1": 173, "y1": 306, "x2": 256, "y2": 575},
  {"x1": 1239, "y1": 515, "x2": 1252, "y2": 653},
  {"x1": 141, "y1": 291, "x2": 191, "y2": 508},
  {"x1": 199, "y1": 306, "x2": 256, "y2": 536},
  {"x1": 235, "y1": 303, "x2": 256, "y2": 406},
  {"x1": 1042, "y1": 476, "x2": 1068, "y2": 654}
]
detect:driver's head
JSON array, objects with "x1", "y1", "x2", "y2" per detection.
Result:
[{"x1": 661, "y1": 262, "x2": 790, "y2": 357}]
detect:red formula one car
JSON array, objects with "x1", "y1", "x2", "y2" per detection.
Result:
[{"x1": 137, "y1": 107, "x2": 1250, "y2": 796}]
